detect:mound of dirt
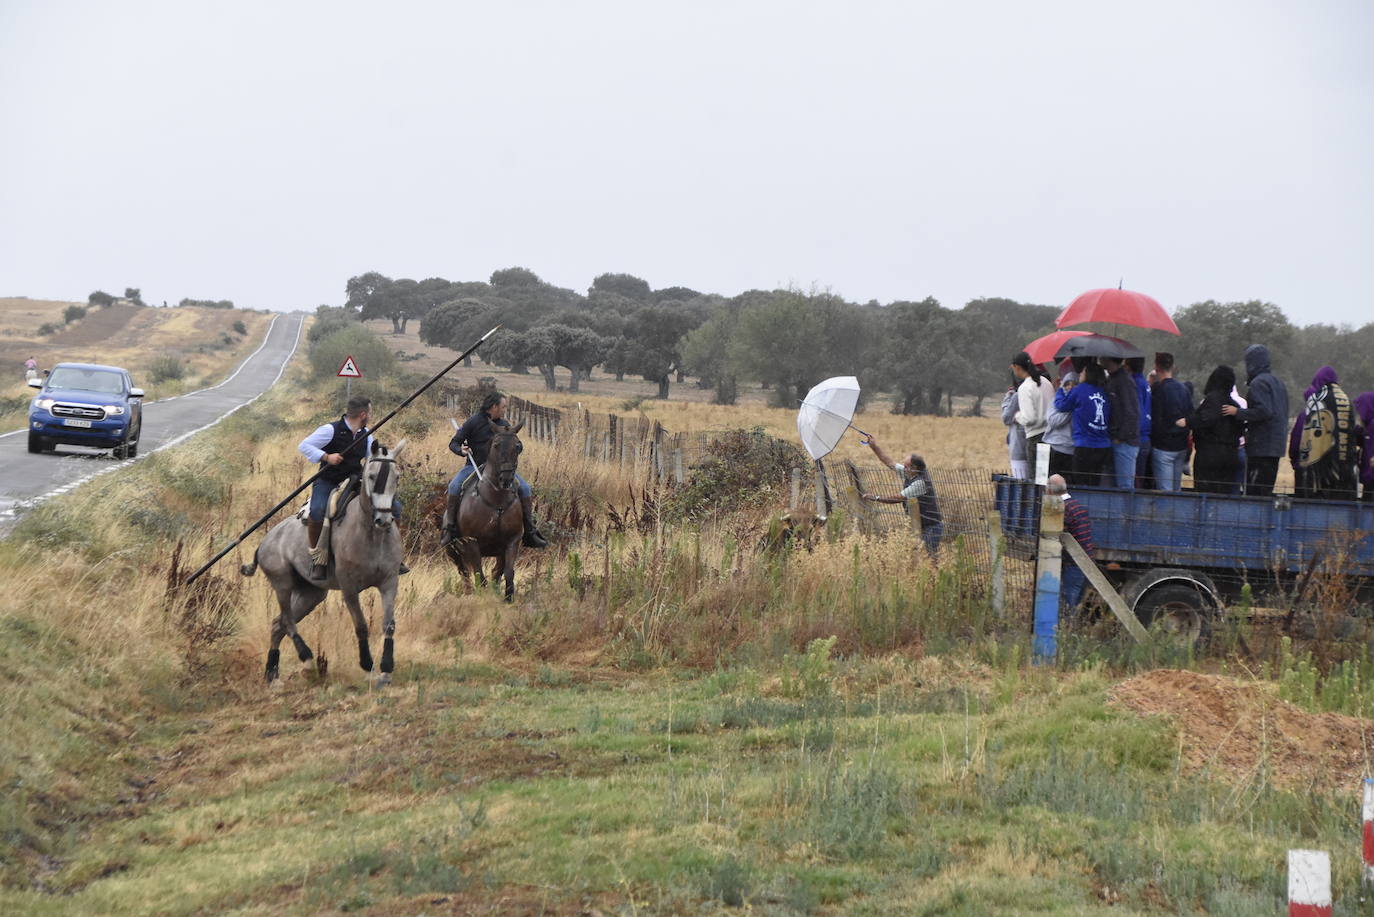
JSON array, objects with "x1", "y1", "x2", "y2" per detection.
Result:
[{"x1": 1109, "y1": 669, "x2": 1373, "y2": 792}]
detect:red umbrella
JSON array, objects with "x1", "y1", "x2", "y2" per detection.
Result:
[
  {"x1": 1023, "y1": 329, "x2": 1091, "y2": 365},
  {"x1": 1056, "y1": 288, "x2": 1180, "y2": 336}
]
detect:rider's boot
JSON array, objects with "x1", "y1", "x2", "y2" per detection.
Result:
[
  {"x1": 306, "y1": 518, "x2": 328, "y2": 581},
  {"x1": 520, "y1": 494, "x2": 549, "y2": 549},
  {"x1": 440, "y1": 492, "x2": 462, "y2": 548}
]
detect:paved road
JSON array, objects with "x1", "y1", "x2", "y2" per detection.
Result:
[{"x1": 0, "y1": 311, "x2": 304, "y2": 528}]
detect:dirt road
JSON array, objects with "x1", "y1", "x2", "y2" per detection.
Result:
[{"x1": 0, "y1": 312, "x2": 304, "y2": 530}]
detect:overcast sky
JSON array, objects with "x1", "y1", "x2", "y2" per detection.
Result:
[{"x1": 2, "y1": 1, "x2": 1371, "y2": 325}]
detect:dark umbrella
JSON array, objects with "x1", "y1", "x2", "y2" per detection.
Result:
[{"x1": 1053, "y1": 333, "x2": 1143, "y2": 361}]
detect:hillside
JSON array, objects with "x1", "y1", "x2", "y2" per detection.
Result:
[{"x1": 0, "y1": 297, "x2": 274, "y2": 428}]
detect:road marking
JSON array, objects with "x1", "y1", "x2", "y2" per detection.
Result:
[{"x1": 0, "y1": 313, "x2": 303, "y2": 517}]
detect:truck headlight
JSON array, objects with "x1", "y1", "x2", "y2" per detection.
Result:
[
  {"x1": 103, "y1": 405, "x2": 126, "y2": 416},
  {"x1": 35, "y1": 398, "x2": 55, "y2": 411}
]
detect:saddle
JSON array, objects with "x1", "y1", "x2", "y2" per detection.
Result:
[{"x1": 297, "y1": 477, "x2": 361, "y2": 570}]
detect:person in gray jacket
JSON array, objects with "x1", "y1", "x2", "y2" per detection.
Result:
[
  {"x1": 1222, "y1": 344, "x2": 1289, "y2": 496},
  {"x1": 1001, "y1": 383, "x2": 1029, "y2": 479}
]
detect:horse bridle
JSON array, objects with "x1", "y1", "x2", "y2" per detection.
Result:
[
  {"x1": 363, "y1": 453, "x2": 397, "y2": 519},
  {"x1": 478, "y1": 434, "x2": 520, "y2": 515}
]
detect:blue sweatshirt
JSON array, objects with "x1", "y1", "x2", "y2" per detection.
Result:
[
  {"x1": 1133, "y1": 371, "x2": 1152, "y2": 440},
  {"x1": 1055, "y1": 383, "x2": 1111, "y2": 449}
]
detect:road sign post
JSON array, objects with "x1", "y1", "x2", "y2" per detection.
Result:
[{"x1": 337, "y1": 355, "x2": 362, "y2": 400}]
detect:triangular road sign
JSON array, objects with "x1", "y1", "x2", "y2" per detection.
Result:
[{"x1": 337, "y1": 355, "x2": 362, "y2": 378}]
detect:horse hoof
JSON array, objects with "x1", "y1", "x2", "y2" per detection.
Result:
[
  {"x1": 268, "y1": 678, "x2": 284, "y2": 693},
  {"x1": 375, "y1": 673, "x2": 391, "y2": 688}
]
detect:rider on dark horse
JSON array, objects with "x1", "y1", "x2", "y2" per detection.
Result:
[
  {"x1": 298, "y1": 394, "x2": 409, "y2": 580},
  {"x1": 441, "y1": 391, "x2": 548, "y2": 549}
]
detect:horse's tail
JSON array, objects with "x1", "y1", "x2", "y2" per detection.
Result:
[{"x1": 239, "y1": 548, "x2": 259, "y2": 577}]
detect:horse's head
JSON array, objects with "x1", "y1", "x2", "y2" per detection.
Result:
[
  {"x1": 488, "y1": 422, "x2": 523, "y2": 491},
  {"x1": 363, "y1": 438, "x2": 406, "y2": 528}
]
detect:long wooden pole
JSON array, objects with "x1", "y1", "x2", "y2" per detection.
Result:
[{"x1": 183, "y1": 324, "x2": 502, "y2": 585}]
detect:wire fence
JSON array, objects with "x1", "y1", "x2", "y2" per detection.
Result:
[{"x1": 450, "y1": 388, "x2": 1041, "y2": 614}]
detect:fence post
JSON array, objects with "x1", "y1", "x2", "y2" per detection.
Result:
[
  {"x1": 814, "y1": 460, "x2": 832, "y2": 517},
  {"x1": 790, "y1": 468, "x2": 801, "y2": 510},
  {"x1": 1032, "y1": 489, "x2": 1064, "y2": 662},
  {"x1": 673, "y1": 448, "x2": 685, "y2": 485},
  {"x1": 1288, "y1": 849, "x2": 1332, "y2": 917},
  {"x1": 1363, "y1": 779, "x2": 1374, "y2": 887},
  {"x1": 988, "y1": 511, "x2": 1006, "y2": 618}
]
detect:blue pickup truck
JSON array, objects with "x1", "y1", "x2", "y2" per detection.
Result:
[
  {"x1": 994, "y1": 476, "x2": 1374, "y2": 636},
  {"x1": 28, "y1": 362, "x2": 145, "y2": 459}
]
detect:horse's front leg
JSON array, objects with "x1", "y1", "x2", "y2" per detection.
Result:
[
  {"x1": 377, "y1": 576, "x2": 399, "y2": 683},
  {"x1": 502, "y1": 540, "x2": 519, "y2": 602},
  {"x1": 340, "y1": 589, "x2": 373, "y2": 673},
  {"x1": 458, "y1": 539, "x2": 487, "y2": 589}
]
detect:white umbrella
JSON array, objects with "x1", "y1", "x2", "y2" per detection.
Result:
[{"x1": 796, "y1": 376, "x2": 867, "y2": 460}]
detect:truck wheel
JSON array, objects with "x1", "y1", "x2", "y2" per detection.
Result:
[
  {"x1": 28, "y1": 432, "x2": 45, "y2": 454},
  {"x1": 1136, "y1": 583, "x2": 1213, "y2": 648},
  {"x1": 113, "y1": 425, "x2": 139, "y2": 460}
]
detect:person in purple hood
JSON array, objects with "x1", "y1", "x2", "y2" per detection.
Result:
[
  {"x1": 1356, "y1": 391, "x2": 1374, "y2": 502},
  {"x1": 1296, "y1": 365, "x2": 1358, "y2": 500}
]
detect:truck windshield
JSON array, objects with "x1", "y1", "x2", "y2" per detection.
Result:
[{"x1": 47, "y1": 368, "x2": 125, "y2": 394}]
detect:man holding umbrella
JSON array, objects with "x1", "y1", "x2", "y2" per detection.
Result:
[{"x1": 859, "y1": 436, "x2": 943, "y2": 555}]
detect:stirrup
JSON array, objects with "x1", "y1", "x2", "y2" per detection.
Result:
[{"x1": 440, "y1": 526, "x2": 459, "y2": 548}]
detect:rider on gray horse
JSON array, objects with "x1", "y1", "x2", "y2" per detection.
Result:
[
  {"x1": 441, "y1": 391, "x2": 548, "y2": 549},
  {"x1": 298, "y1": 394, "x2": 409, "y2": 580}
]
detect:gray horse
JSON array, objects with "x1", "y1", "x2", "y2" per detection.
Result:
[{"x1": 243, "y1": 438, "x2": 407, "y2": 685}]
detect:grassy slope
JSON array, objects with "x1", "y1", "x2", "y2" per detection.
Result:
[
  {"x1": 0, "y1": 298, "x2": 274, "y2": 429},
  {"x1": 0, "y1": 359, "x2": 1361, "y2": 915}
]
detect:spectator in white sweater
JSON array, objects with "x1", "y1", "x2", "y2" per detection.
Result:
[{"x1": 1011, "y1": 350, "x2": 1055, "y2": 453}]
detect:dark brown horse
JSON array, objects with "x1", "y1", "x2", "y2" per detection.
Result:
[{"x1": 444, "y1": 422, "x2": 525, "y2": 599}]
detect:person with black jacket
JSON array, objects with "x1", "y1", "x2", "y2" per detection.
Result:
[
  {"x1": 1150, "y1": 352, "x2": 1192, "y2": 491},
  {"x1": 1101, "y1": 356, "x2": 1140, "y2": 490},
  {"x1": 441, "y1": 391, "x2": 548, "y2": 549},
  {"x1": 1186, "y1": 366, "x2": 1245, "y2": 494},
  {"x1": 1222, "y1": 344, "x2": 1289, "y2": 497}
]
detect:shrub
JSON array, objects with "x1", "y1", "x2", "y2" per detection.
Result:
[
  {"x1": 36, "y1": 322, "x2": 60, "y2": 336},
  {"x1": 87, "y1": 290, "x2": 115, "y2": 308},
  {"x1": 149, "y1": 354, "x2": 186, "y2": 383},
  {"x1": 664, "y1": 427, "x2": 810, "y2": 521},
  {"x1": 309, "y1": 324, "x2": 396, "y2": 380},
  {"x1": 63, "y1": 305, "x2": 87, "y2": 324},
  {"x1": 231, "y1": 320, "x2": 247, "y2": 336}
]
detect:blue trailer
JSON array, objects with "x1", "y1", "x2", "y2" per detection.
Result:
[{"x1": 994, "y1": 476, "x2": 1374, "y2": 636}]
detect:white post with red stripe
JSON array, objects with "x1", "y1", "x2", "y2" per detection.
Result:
[
  {"x1": 1363, "y1": 778, "x2": 1374, "y2": 885},
  {"x1": 1288, "y1": 849, "x2": 1332, "y2": 917}
]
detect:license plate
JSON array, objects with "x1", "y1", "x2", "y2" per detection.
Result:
[{"x1": 62, "y1": 418, "x2": 93, "y2": 428}]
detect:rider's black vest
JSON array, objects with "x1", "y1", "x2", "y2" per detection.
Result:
[{"x1": 319, "y1": 417, "x2": 368, "y2": 483}]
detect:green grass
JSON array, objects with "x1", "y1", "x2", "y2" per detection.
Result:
[{"x1": 0, "y1": 645, "x2": 1362, "y2": 915}]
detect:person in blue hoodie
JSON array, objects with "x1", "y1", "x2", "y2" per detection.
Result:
[{"x1": 1055, "y1": 360, "x2": 1112, "y2": 486}]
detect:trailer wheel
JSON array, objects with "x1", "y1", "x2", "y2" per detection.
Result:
[{"x1": 1135, "y1": 583, "x2": 1213, "y2": 648}]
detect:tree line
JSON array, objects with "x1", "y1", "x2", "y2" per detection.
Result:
[{"x1": 333, "y1": 268, "x2": 1374, "y2": 413}]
